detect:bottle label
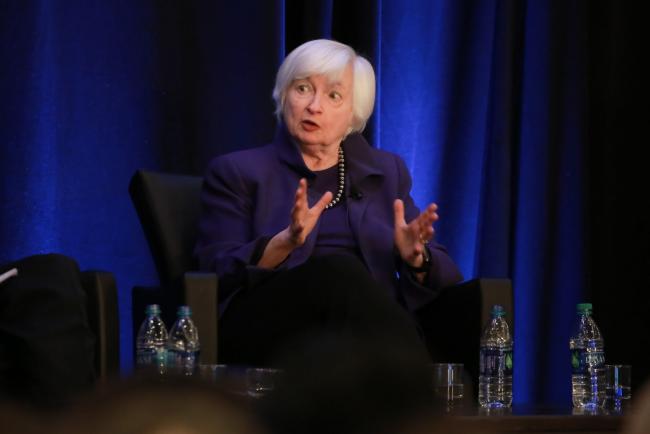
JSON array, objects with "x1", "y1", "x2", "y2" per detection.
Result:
[
  {"x1": 136, "y1": 348, "x2": 156, "y2": 367},
  {"x1": 480, "y1": 347, "x2": 513, "y2": 376},
  {"x1": 136, "y1": 348, "x2": 167, "y2": 374},
  {"x1": 571, "y1": 348, "x2": 584, "y2": 374},
  {"x1": 571, "y1": 348, "x2": 605, "y2": 375}
]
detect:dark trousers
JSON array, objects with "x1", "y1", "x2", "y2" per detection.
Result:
[
  {"x1": 218, "y1": 255, "x2": 429, "y2": 366},
  {"x1": 0, "y1": 254, "x2": 95, "y2": 408}
]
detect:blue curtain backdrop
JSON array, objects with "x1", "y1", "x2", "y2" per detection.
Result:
[{"x1": 1, "y1": 1, "x2": 648, "y2": 406}]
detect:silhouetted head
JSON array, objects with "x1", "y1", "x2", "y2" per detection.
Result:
[{"x1": 260, "y1": 331, "x2": 441, "y2": 434}]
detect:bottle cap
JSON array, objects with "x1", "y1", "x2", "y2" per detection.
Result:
[
  {"x1": 145, "y1": 304, "x2": 161, "y2": 315},
  {"x1": 491, "y1": 305, "x2": 506, "y2": 317},
  {"x1": 576, "y1": 303, "x2": 593, "y2": 313},
  {"x1": 177, "y1": 305, "x2": 192, "y2": 316}
]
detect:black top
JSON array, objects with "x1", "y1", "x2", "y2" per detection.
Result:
[{"x1": 310, "y1": 164, "x2": 359, "y2": 259}]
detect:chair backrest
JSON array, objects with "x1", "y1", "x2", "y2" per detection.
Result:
[{"x1": 129, "y1": 169, "x2": 203, "y2": 288}]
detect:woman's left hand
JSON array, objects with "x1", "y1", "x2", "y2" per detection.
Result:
[{"x1": 393, "y1": 199, "x2": 438, "y2": 269}]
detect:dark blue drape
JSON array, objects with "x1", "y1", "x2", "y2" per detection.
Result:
[{"x1": 2, "y1": 1, "x2": 647, "y2": 406}]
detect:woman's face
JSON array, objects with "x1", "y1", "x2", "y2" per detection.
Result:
[{"x1": 283, "y1": 64, "x2": 354, "y2": 150}]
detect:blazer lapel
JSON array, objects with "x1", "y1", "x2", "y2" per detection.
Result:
[
  {"x1": 343, "y1": 134, "x2": 385, "y2": 268},
  {"x1": 272, "y1": 125, "x2": 325, "y2": 269}
]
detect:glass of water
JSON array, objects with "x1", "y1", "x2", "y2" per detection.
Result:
[
  {"x1": 431, "y1": 363, "x2": 464, "y2": 408},
  {"x1": 606, "y1": 364, "x2": 631, "y2": 402},
  {"x1": 246, "y1": 367, "x2": 282, "y2": 399}
]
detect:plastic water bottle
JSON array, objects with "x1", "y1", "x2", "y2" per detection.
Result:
[
  {"x1": 135, "y1": 304, "x2": 168, "y2": 375},
  {"x1": 166, "y1": 305, "x2": 200, "y2": 376},
  {"x1": 570, "y1": 303, "x2": 605, "y2": 409},
  {"x1": 479, "y1": 305, "x2": 513, "y2": 408}
]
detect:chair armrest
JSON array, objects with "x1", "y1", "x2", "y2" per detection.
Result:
[
  {"x1": 184, "y1": 272, "x2": 218, "y2": 364},
  {"x1": 81, "y1": 270, "x2": 120, "y2": 380}
]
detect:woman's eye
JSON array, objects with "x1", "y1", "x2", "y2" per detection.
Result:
[
  {"x1": 296, "y1": 84, "x2": 311, "y2": 93},
  {"x1": 329, "y1": 92, "x2": 342, "y2": 102}
]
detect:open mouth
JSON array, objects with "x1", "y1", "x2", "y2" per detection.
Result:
[{"x1": 301, "y1": 120, "x2": 320, "y2": 131}]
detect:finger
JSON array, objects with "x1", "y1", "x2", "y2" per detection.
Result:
[
  {"x1": 291, "y1": 179, "x2": 308, "y2": 221},
  {"x1": 414, "y1": 218, "x2": 434, "y2": 245},
  {"x1": 313, "y1": 191, "x2": 334, "y2": 212},
  {"x1": 292, "y1": 179, "x2": 305, "y2": 205},
  {"x1": 414, "y1": 213, "x2": 430, "y2": 236},
  {"x1": 418, "y1": 204, "x2": 439, "y2": 233},
  {"x1": 421, "y1": 225, "x2": 434, "y2": 242},
  {"x1": 424, "y1": 203, "x2": 438, "y2": 222},
  {"x1": 298, "y1": 179, "x2": 311, "y2": 207},
  {"x1": 290, "y1": 199, "x2": 301, "y2": 222},
  {"x1": 419, "y1": 211, "x2": 435, "y2": 234},
  {"x1": 290, "y1": 203, "x2": 303, "y2": 232},
  {"x1": 421, "y1": 214, "x2": 436, "y2": 233},
  {"x1": 296, "y1": 178, "x2": 308, "y2": 201},
  {"x1": 393, "y1": 199, "x2": 406, "y2": 227}
]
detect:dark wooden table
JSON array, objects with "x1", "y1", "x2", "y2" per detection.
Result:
[
  {"x1": 446, "y1": 404, "x2": 628, "y2": 434},
  {"x1": 197, "y1": 365, "x2": 631, "y2": 434}
]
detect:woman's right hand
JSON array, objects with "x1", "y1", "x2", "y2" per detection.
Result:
[
  {"x1": 283, "y1": 178, "x2": 332, "y2": 247},
  {"x1": 257, "y1": 178, "x2": 332, "y2": 269}
]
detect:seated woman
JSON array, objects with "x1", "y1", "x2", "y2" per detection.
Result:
[{"x1": 195, "y1": 39, "x2": 463, "y2": 365}]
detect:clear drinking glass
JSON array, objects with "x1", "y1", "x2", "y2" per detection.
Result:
[
  {"x1": 246, "y1": 367, "x2": 282, "y2": 399},
  {"x1": 198, "y1": 364, "x2": 231, "y2": 382},
  {"x1": 606, "y1": 364, "x2": 631, "y2": 401},
  {"x1": 431, "y1": 363, "x2": 464, "y2": 406}
]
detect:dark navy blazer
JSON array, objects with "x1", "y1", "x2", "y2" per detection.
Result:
[{"x1": 195, "y1": 127, "x2": 463, "y2": 315}]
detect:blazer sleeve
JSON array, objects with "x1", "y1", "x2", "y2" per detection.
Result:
[
  {"x1": 194, "y1": 155, "x2": 275, "y2": 301},
  {"x1": 393, "y1": 154, "x2": 464, "y2": 310}
]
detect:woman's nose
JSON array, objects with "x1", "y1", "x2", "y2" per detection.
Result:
[{"x1": 307, "y1": 93, "x2": 323, "y2": 113}]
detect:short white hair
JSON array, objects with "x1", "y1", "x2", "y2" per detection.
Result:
[{"x1": 272, "y1": 39, "x2": 376, "y2": 134}]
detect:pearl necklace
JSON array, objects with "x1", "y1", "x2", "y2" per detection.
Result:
[{"x1": 325, "y1": 146, "x2": 345, "y2": 209}]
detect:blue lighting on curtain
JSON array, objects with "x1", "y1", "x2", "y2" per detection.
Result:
[
  {"x1": 379, "y1": 0, "x2": 497, "y2": 282},
  {"x1": 511, "y1": 0, "x2": 586, "y2": 405},
  {"x1": 21, "y1": 1, "x2": 60, "y2": 254},
  {"x1": 1, "y1": 0, "x2": 168, "y2": 370}
]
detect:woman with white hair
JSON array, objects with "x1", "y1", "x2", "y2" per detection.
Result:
[{"x1": 195, "y1": 39, "x2": 463, "y2": 364}]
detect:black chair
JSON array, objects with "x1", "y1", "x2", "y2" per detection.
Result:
[
  {"x1": 129, "y1": 169, "x2": 218, "y2": 364},
  {"x1": 129, "y1": 169, "x2": 512, "y2": 388},
  {"x1": 0, "y1": 261, "x2": 118, "y2": 382},
  {"x1": 0, "y1": 259, "x2": 118, "y2": 409},
  {"x1": 81, "y1": 269, "x2": 120, "y2": 380}
]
